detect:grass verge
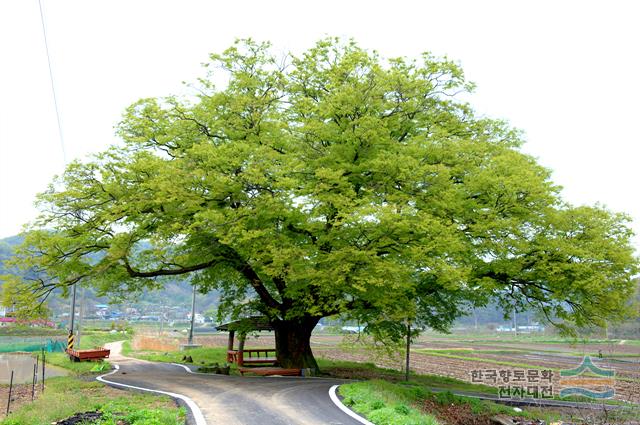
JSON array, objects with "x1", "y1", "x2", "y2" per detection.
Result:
[
  {"x1": 1, "y1": 376, "x2": 185, "y2": 425},
  {"x1": 340, "y1": 380, "x2": 439, "y2": 424},
  {"x1": 339, "y1": 380, "x2": 562, "y2": 425}
]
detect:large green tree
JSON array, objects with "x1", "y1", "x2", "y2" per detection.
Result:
[{"x1": 7, "y1": 39, "x2": 638, "y2": 369}]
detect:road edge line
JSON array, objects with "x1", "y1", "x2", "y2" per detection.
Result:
[
  {"x1": 97, "y1": 364, "x2": 207, "y2": 425},
  {"x1": 172, "y1": 363, "x2": 196, "y2": 373},
  {"x1": 171, "y1": 363, "x2": 216, "y2": 376},
  {"x1": 328, "y1": 384, "x2": 375, "y2": 425}
]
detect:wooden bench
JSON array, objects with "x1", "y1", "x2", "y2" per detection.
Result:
[
  {"x1": 66, "y1": 347, "x2": 110, "y2": 362},
  {"x1": 238, "y1": 366, "x2": 301, "y2": 376},
  {"x1": 227, "y1": 349, "x2": 278, "y2": 367}
]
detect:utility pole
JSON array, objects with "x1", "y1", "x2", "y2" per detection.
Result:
[
  {"x1": 188, "y1": 284, "x2": 197, "y2": 346},
  {"x1": 473, "y1": 308, "x2": 478, "y2": 331},
  {"x1": 513, "y1": 307, "x2": 518, "y2": 337},
  {"x1": 76, "y1": 287, "x2": 85, "y2": 348},
  {"x1": 405, "y1": 320, "x2": 411, "y2": 382},
  {"x1": 159, "y1": 303, "x2": 164, "y2": 337},
  {"x1": 68, "y1": 284, "x2": 77, "y2": 351}
]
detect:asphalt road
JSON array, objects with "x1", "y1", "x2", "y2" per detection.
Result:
[{"x1": 101, "y1": 342, "x2": 364, "y2": 425}]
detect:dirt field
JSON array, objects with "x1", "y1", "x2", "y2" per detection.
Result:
[
  {"x1": 338, "y1": 333, "x2": 640, "y2": 404},
  {"x1": 0, "y1": 383, "x2": 36, "y2": 420}
]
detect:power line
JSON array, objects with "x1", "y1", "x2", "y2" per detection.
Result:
[
  {"x1": 38, "y1": 0, "x2": 77, "y2": 346},
  {"x1": 37, "y1": 0, "x2": 67, "y2": 164}
]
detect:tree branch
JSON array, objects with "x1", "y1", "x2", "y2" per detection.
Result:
[{"x1": 122, "y1": 257, "x2": 218, "y2": 278}]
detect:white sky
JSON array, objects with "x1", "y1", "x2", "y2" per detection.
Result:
[{"x1": 0, "y1": 0, "x2": 638, "y2": 252}]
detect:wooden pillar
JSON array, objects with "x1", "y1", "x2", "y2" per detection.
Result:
[
  {"x1": 237, "y1": 333, "x2": 246, "y2": 367},
  {"x1": 227, "y1": 330, "x2": 235, "y2": 351}
]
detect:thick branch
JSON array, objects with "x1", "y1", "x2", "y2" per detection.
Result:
[
  {"x1": 123, "y1": 258, "x2": 218, "y2": 278},
  {"x1": 121, "y1": 241, "x2": 282, "y2": 312},
  {"x1": 237, "y1": 262, "x2": 282, "y2": 311}
]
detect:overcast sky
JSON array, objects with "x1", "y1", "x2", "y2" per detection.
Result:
[{"x1": 0, "y1": 0, "x2": 638, "y2": 251}]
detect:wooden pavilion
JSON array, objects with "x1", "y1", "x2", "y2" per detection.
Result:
[{"x1": 217, "y1": 317, "x2": 301, "y2": 376}]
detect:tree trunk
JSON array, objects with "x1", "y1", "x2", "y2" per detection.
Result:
[{"x1": 273, "y1": 317, "x2": 320, "y2": 372}]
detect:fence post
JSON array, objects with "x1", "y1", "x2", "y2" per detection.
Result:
[
  {"x1": 42, "y1": 351, "x2": 46, "y2": 392},
  {"x1": 31, "y1": 363, "x2": 37, "y2": 400},
  {"x1": 6, "y1": 370, "x2": 13, "y2": 416}
]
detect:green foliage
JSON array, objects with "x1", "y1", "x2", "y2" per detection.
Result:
[
  {"x1": 1, "y1": 277, "x2": 51, "y2": 321},
  {"x1": 6, "y1": 38, "x2": 638, "y2": 359}
]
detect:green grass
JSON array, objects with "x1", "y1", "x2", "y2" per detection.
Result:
[
  {"x1": 130, "y1": 346, "x2": 239, "y2": 374},
  {"x1": 1, "y1": 376, "x2": 185, "y2": 425},
  {"x1": 339, "y1": 380, "x2": 440, "y2": 425},
  {"x1": 43, "y1": 352, "x2": 105, "y2": 375},
  {"x1": 121, "y1": 340, "x2": 133, "y2": 356},
  {"x1": 76, "y1": 330, "x2": 131, "y2": 349},
  {"x1": 132, "y1": 345, "x2": 227, "y2": 363}
]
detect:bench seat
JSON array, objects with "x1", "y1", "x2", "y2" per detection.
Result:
[
  {"x1": 242, "y1": 357, "x2": 278, "y2": 364},
  {"x1": 238, "y1": 367, "x2": 301, "y2": 376}
]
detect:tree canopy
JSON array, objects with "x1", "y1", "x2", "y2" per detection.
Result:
[{"x1": 5, "y1": 39, "x2": 638, "y2": 369}]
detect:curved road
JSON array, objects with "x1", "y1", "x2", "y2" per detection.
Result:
[{"x1": 101, "y1": 342, "x2": 363, "y2": 425}]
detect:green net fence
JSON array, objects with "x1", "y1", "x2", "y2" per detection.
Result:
[{"x1": 0, "y1": 337, "x2": 66, "y2": 353}]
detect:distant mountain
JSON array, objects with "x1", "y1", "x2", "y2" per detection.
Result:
[
  {"x1": 0, "y1": 235, "x2": 219, "y2": 318},
  {"x1": 0, "y1": 235, "x2": 22, "y2": 275}
]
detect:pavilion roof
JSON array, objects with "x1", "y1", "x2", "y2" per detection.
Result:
[{"x1": 216, "y1": 316, "x2": 273, "y2": 332}]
